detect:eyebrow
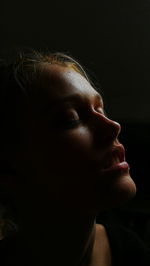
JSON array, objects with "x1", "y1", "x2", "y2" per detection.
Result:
[{"x1": 43, "y1": 93, "x2": 104, "y2": 113}]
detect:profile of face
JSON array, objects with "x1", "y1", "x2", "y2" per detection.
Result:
[{"x1": 14, "y1": 64, "x2": 136, "y2": 216}]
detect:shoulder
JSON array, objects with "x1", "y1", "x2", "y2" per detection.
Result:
[
  {"x1": 97, "y1": 222, "x2": 150, "y2": 266},
  {"x1": 96, "y1": 224, "x2": 109, "y2": 243},
  {"x1": 94, "y1": 224, "x2": 112, "y2": 266}
]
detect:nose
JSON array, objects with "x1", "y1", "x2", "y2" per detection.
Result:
[{"x1": 91, "y1": 112, "x2": 121, "y2": 146}]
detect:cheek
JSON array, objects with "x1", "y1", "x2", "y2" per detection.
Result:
[
  {"x1": 39, "y1": 127, "x2": 95, "y2": 186},
  {"x1": 26, "y1": 125, "x2": 98, "y2": 199},
  {"x1": 21, "y1": 124, "x2": 94, "y2": 179},
  {"x1": 44, "y1": 126, "x2": 94, "y2": 164},
  {"x1": 54, "y1": 128, "x2": 96, "y2": 177},
  {"x1": 60, "y1": 126, "x2": 93, "y2": 154}
]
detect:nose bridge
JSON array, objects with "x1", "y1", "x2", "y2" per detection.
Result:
[{"x1": 92, "y1": 112, "x2": 121, "y2": 143}]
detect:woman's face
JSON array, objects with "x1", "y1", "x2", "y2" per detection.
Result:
[{"x1": 16, "y1": 64, "x2": 136, "y2": 214}]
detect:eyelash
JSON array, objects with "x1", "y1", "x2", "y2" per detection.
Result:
[
  {"x1": 62, "y1": 119, "x2": 81, "y2": 129},
  {"x1": 54, "y1": 107, "x2": 105, "y2": 130}
]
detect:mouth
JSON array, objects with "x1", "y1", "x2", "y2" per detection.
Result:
[
  {"x1": 104, "y1": 155, "x2": 121, "y2": 169},
  {"x1": 101, "y1": 144, "x2": 129, "y2": 172}
]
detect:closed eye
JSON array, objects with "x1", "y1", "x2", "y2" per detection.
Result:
[
  {"x1": 52, "y1": 109, "x2": 81, "y2": 130},
  {"x1": 48, "y1": 95, "x2": 106, "y2": 130},
  {"x1": 58, "y1": 106, "x2": 106, "y2": 130},
  {"x1": 96, "y1": 107, "x2": 105, "y2": 115}
]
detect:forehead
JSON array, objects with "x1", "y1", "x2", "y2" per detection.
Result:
[
  {"x1": 41, "y1": 65, "x2": 96, "y2": 94},
  {"x1": 33, "y1": 64, "x2": 103, "y2": 110}
]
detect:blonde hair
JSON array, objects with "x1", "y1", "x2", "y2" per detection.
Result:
[{"x1": 12, "y1": 49, "x2": 91, "y2": 93}]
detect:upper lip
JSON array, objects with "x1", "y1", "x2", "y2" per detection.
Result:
[{"x1": 101, "y1": 144, "x2": 126, "y2": 170}]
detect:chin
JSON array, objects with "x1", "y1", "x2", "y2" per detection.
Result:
[
  {"x1": 106, "y1": 173, "x2": 137, "y2": 209},
  {"x1": 93, "y1": 172, "x2": 137, "y2": 213}
]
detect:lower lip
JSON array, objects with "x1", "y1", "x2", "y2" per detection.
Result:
[{"x1": 101, "y1": 162, "x2": 129, "y2": 174}]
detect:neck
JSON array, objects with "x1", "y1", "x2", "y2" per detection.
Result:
[{"x1": 17, "y1": 208, "x2": 97, "y2": 266}]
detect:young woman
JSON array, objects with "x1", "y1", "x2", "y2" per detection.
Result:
[{"x1": 0, "y1": 50, "x2": 149, "y2": 266}]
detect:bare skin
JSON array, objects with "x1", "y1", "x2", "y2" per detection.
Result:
[
  {"x1": 90, "y1": 224, "x2": 112, "y2": 266},
  {"x1": 4, "y1": 64, "x2": 136, "y2": 265}
]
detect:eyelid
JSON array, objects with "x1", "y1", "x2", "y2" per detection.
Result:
[
  {"x1": 95, "y1": 106, "x2": 105, "y2": 116},
  {"x1": 96, "y1": 107, "x2": 104, "y2": 113},
  {"x1": 65, "y1": 109, "x2": 80, "y2": 119}
]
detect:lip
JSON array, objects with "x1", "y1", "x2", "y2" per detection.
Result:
[
  {"x1": 100, "y1": 144, "x2": 129, "y2": 172},
  {"x1": 101, "y1": 161, "x2": 129, "y2": 174}
]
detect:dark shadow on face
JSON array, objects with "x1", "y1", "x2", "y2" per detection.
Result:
[{"x1": 14, "y1": 64, "x2": 136, "y2": 216}]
